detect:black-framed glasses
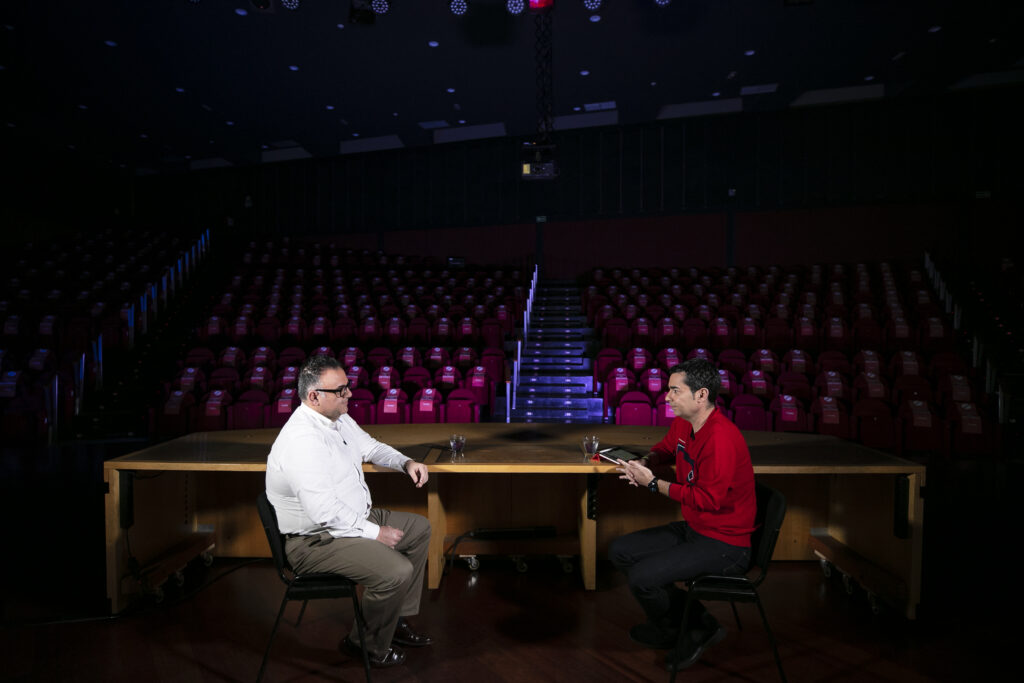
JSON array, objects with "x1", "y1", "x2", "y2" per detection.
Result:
[{"x1": 315, "y1": 384, "x2": 351, "y2": 395}]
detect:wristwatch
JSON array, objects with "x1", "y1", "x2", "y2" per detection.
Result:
[{"x1": 647, "y1": 477, "x2": 659, "y2": 494}]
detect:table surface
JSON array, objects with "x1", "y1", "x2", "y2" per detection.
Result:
[{"x1": 105, "y1": 424, "x2": 926, "y2": 475}]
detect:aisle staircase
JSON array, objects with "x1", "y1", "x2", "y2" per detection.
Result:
[{"x1": 506, "y1": 280, "x2": 604, "y2": 423}]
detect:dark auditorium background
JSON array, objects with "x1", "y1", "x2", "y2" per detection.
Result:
[{"x1": 1, "y1": 1, "x2": 1022, "y2": 681}]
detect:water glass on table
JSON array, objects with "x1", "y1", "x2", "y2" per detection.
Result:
[
  {"x1": 449, "y1": 433, "x2": 466, "y2": 460},
  {"x1": 582, "y1": 435, "x2": 599, "y2": 461}
]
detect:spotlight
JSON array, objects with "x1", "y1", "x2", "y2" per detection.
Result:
[
  {"x1": 653, "y1": 0, "x2": 671, "y2": 6},
  {"x1": 371, "y1": 0, "x2": 389, "y2": 14},
  {"x1": 583, "y1": 0, "x2": 602, "y2": 10},
  {"x1": 281, "y1": 0, "x2": 300, "y2": 9},
  {"x1": 506, "y1": 0, "x2": 525, "y2": 15},
  {"x1": 450, "y1": 0, "x2": 468, "y2": 15}
]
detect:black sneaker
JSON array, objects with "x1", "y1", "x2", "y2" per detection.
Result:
[
  {"x1": 629, "y1": 621, "x2": 679, "y2": 650},
  {"x1": 666, "y1": 622, "x2": 727, "y2": 671}
]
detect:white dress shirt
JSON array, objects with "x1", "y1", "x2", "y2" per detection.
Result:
[{"x1": 266, "y1": 403, "x2": 411, "y2": 540}]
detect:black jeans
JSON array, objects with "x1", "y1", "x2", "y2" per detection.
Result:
[{"x1": 609, "y1": 521, "x2": 750, "y2": 627}]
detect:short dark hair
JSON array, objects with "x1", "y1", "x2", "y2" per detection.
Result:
[
  {"x1": 297, "y1": 354, "x2": 344, "y2": 401},
  {"x1": 668, "y1": 358, "x2": 721, "y2": 402}
]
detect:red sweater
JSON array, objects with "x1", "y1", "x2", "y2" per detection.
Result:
[{"x1": 650, "y1": 409, "x2": 757, "y2": 547}]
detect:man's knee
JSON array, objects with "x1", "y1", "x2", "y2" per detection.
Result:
[{"x1": 369, "y1": 557, "x2": 414, "y2": 593}]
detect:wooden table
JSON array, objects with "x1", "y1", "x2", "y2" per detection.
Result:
[{"x1": 103, "y1": 424, "x2": 925, "y2": 618}]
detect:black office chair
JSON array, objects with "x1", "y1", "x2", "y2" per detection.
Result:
[
  {"x1": 669, "y1": 482, "x2": 788, "y2": 682},
  {"x1": 255, "y1": 491, "x2": 372, "y2": 682}
]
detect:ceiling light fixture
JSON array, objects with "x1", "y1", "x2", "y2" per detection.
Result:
[
  {"x1": 653, "y1": 0, "x2": 671, "y2": 6},
  {"x1": 506, "y1": 0, "x2": 525, "y2": 15},
  {"x1": 450, "y1": 0, "x2": 468, "y2": 16},
  {"x1": 371, "y1": 0, "x2": 390, "y2": 14},
  {"x1": 583, "y1": 0, "x2": 602, "y2": 10},
  {"x1": 281, "y1": 0, "x2": 300, "y2": 9}
]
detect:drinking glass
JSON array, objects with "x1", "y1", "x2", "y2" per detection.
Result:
[
  {"x1": 449, "y1": 433, "x2": 466, "y2": 459},
  {"x1": 582, "y1": 435, "x2": 599, "y2": 461}
]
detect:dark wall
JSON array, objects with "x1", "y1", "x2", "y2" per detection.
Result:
[{"x1": 131, "y1": 86, "x2": 1022, "y2": 272}]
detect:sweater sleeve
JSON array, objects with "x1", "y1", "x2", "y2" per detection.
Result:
[{"x1": 647, "y1": 417, "x2": 684, "y2": 467}]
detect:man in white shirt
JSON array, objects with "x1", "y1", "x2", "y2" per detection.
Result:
[{"x1": 266, "y1": 355, "x2": 432, "y2": 669}]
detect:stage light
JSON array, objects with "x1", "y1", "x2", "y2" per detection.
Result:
[
  {"x1": 506, "y1": 0, "x2": 525, "y2": 15},
  {"x1": 529, "y1": 0, "x2": 554, "y2": 9},
  {"x1": 653, "y1": 0, "x2": 671, "y2": 6},
  {"x1": 371, "y1": 0, "x2": 390, "y2": 14},
  {"x1": 583, "y1": 0, "x2": 602, "y2": 10},
  {"x1": 450, "y1": 0, "x2": 468, "y2": 15},
  {"x1": 281, "y1": 0, "x2": 300, "y2": 10}
]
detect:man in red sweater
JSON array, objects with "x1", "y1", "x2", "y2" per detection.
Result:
[{"x1": 610, "y1": 358, "x2": 756, "y2": 672}]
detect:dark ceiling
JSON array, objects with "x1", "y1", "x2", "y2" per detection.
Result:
[{"x1": 1, "y1": 0, "x2": 1021, "y2": 176}]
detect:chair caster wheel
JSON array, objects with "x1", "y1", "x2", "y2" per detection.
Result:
[
  {"x1": 819, "y1": 558, "x2": 832, "y2": 578},
  {"x1": 512, "y1": 555, "x2": 527, "y2": 573},
  {"x1": 867, "y1": 592, "x2": 881, "y2": 615},
  {"x1": 841, "y1": 572, "x2": 855, "y2": 595},
  {"x1": 462, "y1": 555, "x2": 480, "y2": 571}
]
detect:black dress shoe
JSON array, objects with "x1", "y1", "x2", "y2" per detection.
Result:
[
  {"x1": 666, "y1": 623, "x2": 727, "y2": 672},
  {"x1": 628, "y1": 622, "x2": 678, "y2": 650},
  {"x1": 393, "y1": 617, "x2": 434, "y2": 647},
  {"x1": 341, "y1": 637, "x2": 406, "y2": 668}
]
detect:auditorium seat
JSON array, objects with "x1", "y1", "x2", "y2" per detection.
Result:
[
  {"x1": 603, "y1": 366, "x2": 637, "y2": 420},
  {"x1": 376, "y1": 388, "x2": 410, "y2": 424},
  {"x1": 637, "y1": 367, "x2": 667, "y2": 404},
  {"x1": 852, "y1": 398, "x2": 897, "y2": 451},
  {"x1": 653, "y1": 392, "x2": 675, "y2": 426},
  {"x1": 656, "y1": 347, "x2": 682, "y2": 373},
  {"x1": 782, "y1": 348, "x2": 813, "y2": 376},
  {"x1": 852, "y1": 371, "x2": 890, "y2": 404},
  {"x1": 347, "y1": 387, "x2": 376, "y2": 425},
  {"x1": 615, "y1": 391, "x2": 654, "y2": 426},
  {"x1": 740, "y1": 370, "x2": 775, "y2": 404},
  {"x1": 372, "y1": 365, "x2": 402, "y2": 396},
  {"x1": 425, "y1": 346, "x2": 451, "y2": 372},
  {"x1": 593, "y1": 348, "x2": 623, "y2": 390},
  {"x1": 625, "y1": 347, "x2": 654, "y2": 374},
  {"x1": 433, "y1": 365, "x2": 463, "y2": 396},
  {"x1": 445, "y1": 388, "x2": 481, "y2": 423},
  {"x1": 464, "y1": 365, "x2": 494, "y2": 413},
  {"x1": 770, "y1": 394, "x2": 811, "y2": 433},
  {"x1": 411, "y1": 388, "x2": 444, "y2": 423},
  {"x1": 749, "y1": 348, "x2": 781, "y2": 376},
  {"x1": 811, "y1": 395, "x2": 851, "y2": 439},
  {"x1": 193, "y1": 389, "x2": 232, "y2": 432},
  {"x1": 897, "y1": 399, "x2": 943, "y2": 459},
  {"x1": 227, "y1": 398, "x2": 266, "y2": 430},
  {"x1": 716, "y1": 349, "x2": 747, "y2": 380},
  {"x1": 266, "y1": 388, "x2": 299, "y2": 428},
  {"x1": 731, "y1": 394, "x2": 769, "y2": 431}
]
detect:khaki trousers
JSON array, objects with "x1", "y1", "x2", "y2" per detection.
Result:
[{"x1": 284, "y1": 509, "x2": 431, "y2": 655}]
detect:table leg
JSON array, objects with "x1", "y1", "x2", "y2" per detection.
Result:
[
  {"x1": 427, "y1": 476, "x2": 447, "y2": 589},
  {"x1": 104, "y1": 467, "x2": 124, "y2": 614},
  {"x1": 578, "y1": 476, "x2": 597, "y2": 590}
]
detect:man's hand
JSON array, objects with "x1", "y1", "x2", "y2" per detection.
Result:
[
  {"x1": 617, "y1": 459, "x2": 655, "y2": 487},
  {"x1": 404, "y1": 460, "x2": 429, "y2": 488},
  {"x1": 376, "y1": 525, "x2": 405, "y2": 548}
]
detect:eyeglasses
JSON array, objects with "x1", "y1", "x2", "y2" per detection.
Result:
[{"x1": 315, "y1": 384, "x2": 351, "y2": 396}]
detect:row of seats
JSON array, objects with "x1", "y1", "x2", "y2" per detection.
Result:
[
  {"x1": 583, "y1": 260, "x2": 951, "y2": 355},
  {"x1": 593, "y1": 307, "x2": 953, "y2": 356},
  {"x1": 614, "y1": 389, "x2": 996, "y2": 459},
  {"x1": 595, "y1": 347, "x2": 971, "y2": 392},
  {"x1": 196, "y1": 309, "x2": 515, "y2": 351},
  {"x1": 151, "y1": 242, "x2": 522, "y2": 439},
  {"x1": 154, "y1": 383, "x2": 488, "y2": 438}
]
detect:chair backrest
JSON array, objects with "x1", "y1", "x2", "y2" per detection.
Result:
[
  {"x1": 749, "y1": 482, "x2": 787, "y2": 586},
  {"x1": 256, "y1": 491, "x2": 292, "y2": 584}
]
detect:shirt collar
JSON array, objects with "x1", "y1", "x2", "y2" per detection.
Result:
[{"x1": 299, "y1": 402, "x2": 343, "y2": 431}]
